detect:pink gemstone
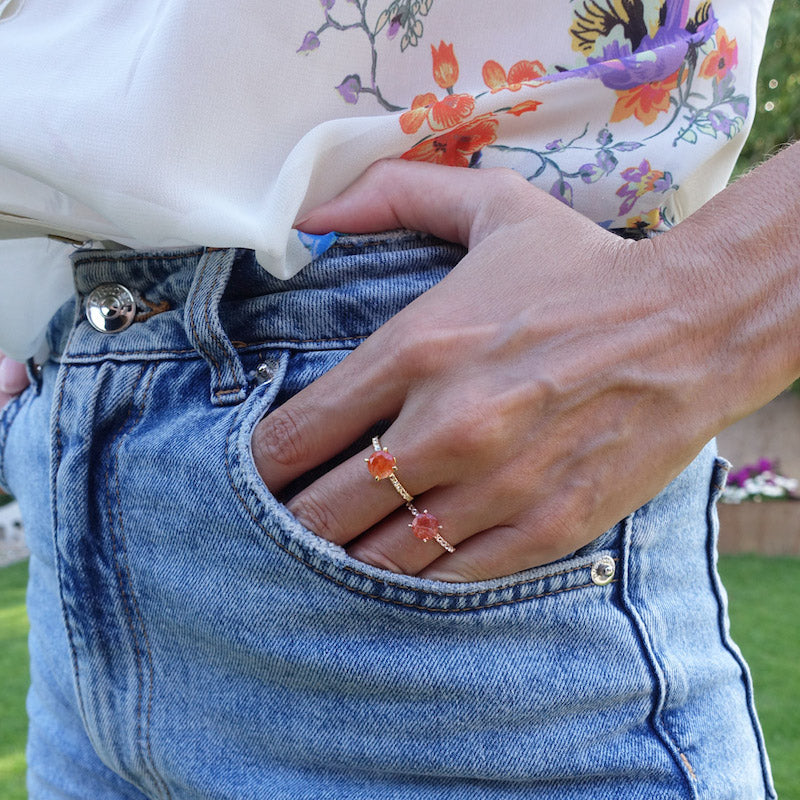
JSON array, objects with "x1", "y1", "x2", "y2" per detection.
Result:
[
  {"x1": 367, "y1": 450, "x2": 396, "y2": 480},
  {"x1": 411, "y1": 511, "x2": 440, "y2": 542}
]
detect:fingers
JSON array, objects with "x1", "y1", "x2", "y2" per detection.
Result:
[
  {"x1": 0, "y1": 354, "x2": 29, "y2": 408},
  {"x1": 252, "y1": 336, "x2": 402, "y2": 494},
  {"x1": 295, "y1": 159, "x2": 537, "y2": 249}
]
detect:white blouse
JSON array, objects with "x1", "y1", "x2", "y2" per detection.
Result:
[{"x1": 0, "y1": 0, "x2": 773, "y2": 358}]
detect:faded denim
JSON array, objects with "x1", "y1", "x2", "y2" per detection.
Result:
[{"x1": 0, "y1": 234, "x2": 776, "y2": 799}]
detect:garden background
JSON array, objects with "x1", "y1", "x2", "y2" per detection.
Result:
[{"x1": 2, "y1": 1, "x2": 800, "y2": 796}]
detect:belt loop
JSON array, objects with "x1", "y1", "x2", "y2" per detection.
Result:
[{"x1": 184, "y1": 248, "x2": 248, "y2": 407}]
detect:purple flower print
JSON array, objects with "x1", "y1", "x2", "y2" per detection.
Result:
[
  {"x1": 708, "y1": 110, "x2": 733, "y2": 136},
  {"x1": 730, "y1": 97, "x2": 749, "y2": 117},
  {"x1": 297, "y1": 31, "x2": 321, "y2": 53},
  {"x1": 336, "y1": 74, "x2": 362, "y2": 104},
  {"x1": 616, "y1": 159, "x2": 673, "y2": 216},
  {"x1": 579, "y1": 149, "x2": 618, "y2": 184},
  {"x1": 596, "y1": 128, "x2": 613, "y2": 146},
  {"x1": 387, "y1": 15, "x2": 403, "y2": 39}
]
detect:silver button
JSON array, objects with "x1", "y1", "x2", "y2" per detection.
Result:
[
  {"x1": 591, "y1": 555, "x2": 616, "y2": 586},
  {"x1": 85, "y1": 283, "x2": 137, "y2": 333}
]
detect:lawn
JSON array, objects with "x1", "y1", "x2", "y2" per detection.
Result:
[
  {"x1": 719, "y1": 555, "x2": 800, "y2": 797},
  {"x1": 0, "y1": 556, "x2": 798, "y2": 797},
  {"x1": 0, "y1": 559, "x2": 28, "y2": 800}
]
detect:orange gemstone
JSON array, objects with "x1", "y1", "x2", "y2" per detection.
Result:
[
  {"x1": 411, "y1": 511, "x2": 440, "y2": 542},
  {"x1": 367, "y1": 450, "x2": 396, "y2": 480}
]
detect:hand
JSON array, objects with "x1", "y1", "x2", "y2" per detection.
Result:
[
  {"x1": 253, "y1": 160, "x2": 723, "y2": 582},
  {"x1": 0, "y1": 352, "x2": 28, "y2": 411}
]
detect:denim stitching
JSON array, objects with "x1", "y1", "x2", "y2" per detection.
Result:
[
  {"x1": 187, "y1": 253, "x2": 223, "y2": 391},
  {"x1": 52, "y1": 364, "x2": 94, "y2": 740},
  {"x1": 336, "y1": 556, "x2": 618, "y2": 597},
  {"x1": 704, "y1": 459, "x2": 777, "y2": 798},
  {"x1": 225, "y1": 399, "x2": 615, "y2": 610},
  {"x1": 55, "y1": 335, "x2": 371, "y2": 363},
  {"x1": 103, "y1": 365, "x2": 149, "y2": 790},
  {"x1": 72, "y1": 249, "x2": 204, "y2": 268},
  {"x1": 619, "y1": 511, "x2": 698, "y2": 798},
  {"x1": 104, "y1": 365, "x2": 171, "y2": 799},
  {"x1": 201, "y1": 251, "x2": 245, "y2": 399},
  {"x1": 115, "y1": 367, "x2": 172, "y2": 800},
  {"x1": 679, "y1": 753, "x2": 697, "y2": 781},
  {"x1": 237, "y1": 483, "x2": 613, "y2": 612}
]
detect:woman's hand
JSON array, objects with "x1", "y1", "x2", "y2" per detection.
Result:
[
  {"x1": 251, "y1": 157, "x2": 797, "y2": 582},
  {"x1": 0, "y1": 352, "x2": 28, "y2": 410}
]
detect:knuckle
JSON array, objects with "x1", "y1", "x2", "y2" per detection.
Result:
[
  {"x1": 487, "y1": 167, "x2": 533, "y2": 206},
  {"x1": 486, "y1": 166, "x2": 530, "y2": 193},
  {"x1": 367, "y1": 157, "x2": 399, "y2": 180},
  {"x1": 438, "y1": 393, "x2": 512, "y2": 460},
  {"x1": 476, "y1": 168, "x2": 536, "y2": 231},
  {"x1": 253, "y1": 405, "x2": 311, "y2": 468},
  {"x1": 395, "y1": 329, "x2": 444, "y2": 379},
  {"x1": 288, "y1": 493, "x2": 342, "y2": 542}
]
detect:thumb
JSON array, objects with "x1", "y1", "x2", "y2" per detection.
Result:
[{"x1": 294, "y1": 159, "x2": 536, "y2": 248}]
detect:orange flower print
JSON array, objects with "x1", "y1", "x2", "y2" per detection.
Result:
[
  {"x1": 427, "y1": 93, "x2": 475, "y2": 130},
  {"x1": 699, "y1": 29, "x2": 738, "y2": 82},
  {"x1": 610, "y1": 69, "x2": 682, "y2": 126},
  {"x1": 399, "y1": 92, "x2": 475, "y2": 134},
  {"x1": 399, "y1": 93, "x2": 438, "y2": 134},
  {"x1": 401, "y1": 115, "x2": 499, "y2": 167},
  {"x1": 482, "y1": 60, "x2": 546, "y2": 93},
  {"x1": 431, "y1": 41, "x2": 459, "y2": 89},
  {"x1": 507, "y1": 100, "x2": 542, "y2": 116}
]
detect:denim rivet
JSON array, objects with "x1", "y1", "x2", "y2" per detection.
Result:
[
  {"x1": 591, "y1": 555, "x2": 616, "y2": 586},
  {"x1": 85, "y1": 283, "x2": 136, "y2": 333},
  {"x1": 254, "y1": 358, "x2": 280, "y2": 385}
]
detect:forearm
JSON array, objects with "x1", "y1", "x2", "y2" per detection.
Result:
[{"x1": 655, "y1": 140, "x2": 800, "y2": 430}]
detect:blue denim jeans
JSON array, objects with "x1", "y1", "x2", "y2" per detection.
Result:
[{"x1": 0, "y1": 235, "x2": 776, "y2": 798}]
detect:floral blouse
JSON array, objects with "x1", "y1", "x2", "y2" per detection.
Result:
[{"x1": 0, "y1": 0, "x2": 773, "y2": 357}]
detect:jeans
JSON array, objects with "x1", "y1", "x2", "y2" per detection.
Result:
[{"x1": 0, "y1": 234, "x2": 776, "y2": 798}]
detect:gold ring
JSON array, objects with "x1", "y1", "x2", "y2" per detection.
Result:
[{"x1": 366, "y1": 436, "x2": 455, "y2": 553}]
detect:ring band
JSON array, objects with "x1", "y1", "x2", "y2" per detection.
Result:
[
  {"x1": 365, "y1": 436, "x2": 456, "y2": 554},
  {"x1": 389, "y1": 473, "x2": 415, "y2": 504}
]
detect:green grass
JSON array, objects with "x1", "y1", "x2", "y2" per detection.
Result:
[
  {"x1": 719, "y1": 555, "x2": 800, "y2": 798},
  {"x1": 0, "y1": 557, "x2": 797, "y2": 797},
  {"x1": 0, "y1": 559, "x2": 28, "y2": 800}
]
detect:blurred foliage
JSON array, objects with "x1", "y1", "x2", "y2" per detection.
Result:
[{"x1": 734, "y1": 0, "x2": 800, "y2": 176}]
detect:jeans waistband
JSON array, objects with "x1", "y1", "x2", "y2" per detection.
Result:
[
  {"x1": 49, "y1": 232, "x2": 466, "y2": 405},
  {"x1": 50, "y1": 227, "x2": 650, "y2": 406}
]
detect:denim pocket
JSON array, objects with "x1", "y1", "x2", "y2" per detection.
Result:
[{"x1": 226, "y1": 349, "x2": 624, "y2": 613}]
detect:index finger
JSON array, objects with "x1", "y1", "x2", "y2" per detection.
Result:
[{"x1": 252, "y1": 335, "x2": 403, "y2": 494}]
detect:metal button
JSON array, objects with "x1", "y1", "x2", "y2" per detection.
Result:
[
  {"x1": 85, "y1": 283, "x2": 136, "y2": 333},
  {"x1": 253, "y1": 357, "x2": 280, "y2": 386},
  {"x1": 591, "y1": 555, "x2": 616, "y2": 586}
]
